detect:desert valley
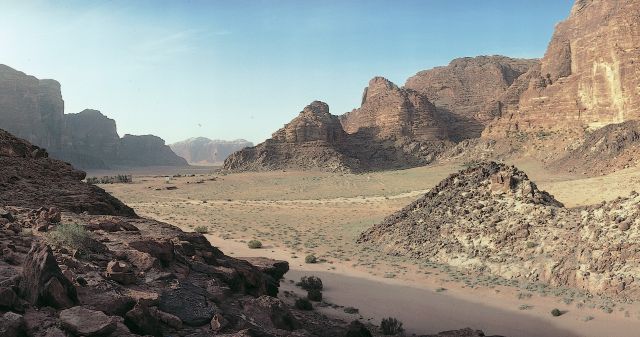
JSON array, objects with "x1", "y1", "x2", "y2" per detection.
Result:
[{"x1": 2, "y1": 1, "x2": 640, "y2": 337}]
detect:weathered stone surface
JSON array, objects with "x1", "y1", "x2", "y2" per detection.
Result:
[
  {"x1": 20, "y1": 242, "x2": 78, "y2": 309},
  {"x1": 359, "y1": 162, "x2": 640, "y2": 298},
  {"x1": 485, "y1": 0, "x2": 640, "y2": 136},
  {"x1": 405, "y1": 56, "x2": 538, "y2": 140},
  {"x1": 0, "y1": 128, "x2": 136, "y2": 216},
  {"x1": 170, "y1": 137, "x2": 253, "y2": 165},
  {"x1": 59, "y1": 306, "x2": 117, "y2": 337},
  {"x1": 341, "y1": 77, "x2": 449, "y2": 142},
  {"x1": 158, "y1": 282, "x2": 217, "y2": 326},
  {"x1": 240, "y1": 296, "x2": 299, "y2": 331},
  {"x1": 105, "y1": 260, "x2": 137, "y2": 285},
  {"x1": 239, "y1": 257, "x2": 289, "y2": 281},
  {"x1": 0, "y1": 312, "x2": 26, "y2": 337}
]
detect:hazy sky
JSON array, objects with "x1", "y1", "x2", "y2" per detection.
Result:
[{"x1": 0, "y1": 0, "x2": 573, "y2": 144}]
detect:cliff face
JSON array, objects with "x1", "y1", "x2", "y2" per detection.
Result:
[
  {"x1": 405, "y1": 56, "x2": 538, "y2": 140},
  {"x1": 0, "y1": 65, "x2": 187, "y2": 169},
  {"x1": 340, "y1": 77, "x2": 448, "y2": 141},
  {"x1": 484, "y1": 0, "x2": 640, "y2": 136},
  {"x1": 0, "y1": 65, "x2": 65, "y2": 152},
  {"x1": 169, "y1": 137, "x2": 253, "y2": 165}
]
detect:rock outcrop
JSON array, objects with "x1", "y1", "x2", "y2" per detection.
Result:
[
  {"x1": 340, "y1": 77, "x2": 449, "y2": 141},
  {"x1": 0, "y1": 65, "x2": 187, "y2": 169},
  {"x1": 0, "y1": 128, "x2": 135, "y2": 216},
  {"x1": 405, "y1": 56, "x2": 538, "y2": 140},
  {"x1": 170, "y1": 137, "x2": 253, "y2": 165},
  {"x1": 484, "y1": 0, "x2": 640, "y2": 136},
  {"x1": 360, "y1": 162, "x2": 640, "y2": 299}
]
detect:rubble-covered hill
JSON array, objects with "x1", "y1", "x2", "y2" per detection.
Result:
[
  {"x1": 0, "y1": 128, "x2": 135, "y2": 217},
  {"x1": 360, "y1": 162, "x2": 640, "y2": 299},
  {"x1": 553, "y1": 120, "x2": 640, "y2": 175}
]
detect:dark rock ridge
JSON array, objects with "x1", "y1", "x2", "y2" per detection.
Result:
[
  {"x1": 170, "y1": 137, "x2": 253, "y2": 165},
  {"x1": 360, "y1": 162, "x2": 640, "y2": 299},
  {"x1": 225, "y1": 84, "x2": 452, "y2": 172},
  {"x1": 405, "y1": 56, "x2": 538, "y2": 140},
  {"x1": 0, "y1": 65, "x2": 187, "y2": 169},
  {"x1": 0, "y1": 128, "x2": 135, "y2": 216}
]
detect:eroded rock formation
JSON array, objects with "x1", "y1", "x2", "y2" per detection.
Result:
[
  {"x1": 360, "y1": 162, "x2": 640, "y2": 299},
  {"x1": 170, "y1": 137, "x2": 253, "y2": 165},
  {"x1": 0, "y1": 65, "x2": 187, "y2": 169},
  {"x1": 484, "y1": 0, "x2": 640, "y2": 136}
]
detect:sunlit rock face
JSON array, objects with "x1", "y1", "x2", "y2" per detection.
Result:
[
  {"x1": 340, "y1": 77, "x2": 449, "y2": 141},
  {"x1": 404, "y1": 56, "x2": 538, "y2": 140},
  {"x1": 484, "y1": 0, "x2": 640, "y2": 136}
]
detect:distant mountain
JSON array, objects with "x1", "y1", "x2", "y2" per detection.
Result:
[
  {"x1": 170, "y1": 137, "x2": 253, "y2": 165},
  {"x1": 0, "y1": 64, "x2": 187, "y2": 169}
]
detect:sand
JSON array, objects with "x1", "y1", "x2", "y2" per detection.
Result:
[{"x1": 100, "y1": 161, "x2": 640, "y2": 337}]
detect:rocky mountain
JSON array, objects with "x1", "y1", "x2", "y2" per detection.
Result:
[
  {"x1": 224, "y1": 99, "x2": 450, "y2": 173},
  {"x1": 0, "y1": 128, "x2": 135, "y2": 216},
  {"x1": 0, "y1": 65, "x2": 187, "y2": 170},
  {"x1": 484, "y1": 0, "x2": 640, "y2": 137},
  {"x1": 340, "y1": 77, "x2": 449, "y2": 141},
  {"x1": 170, "y1": 137, "x2": 253, "y2": 165},
  {"x1": 405, "y1": 56, "x2": 538, "y2": 140},
  {"x1": 360, "y1": 162, "x2": 640, "y2": 299}
]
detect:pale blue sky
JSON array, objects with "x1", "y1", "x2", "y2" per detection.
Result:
[{"x1": 0, "y1": 0, "x2": 573, "y2": 144}]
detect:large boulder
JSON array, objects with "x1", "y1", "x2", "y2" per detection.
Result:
[
  {"x1": 158, "y1": 282, "x2": 217, "y2": 326},
  {"x1": 19, "y1": 243, "x2": 78, "y2": 309}
]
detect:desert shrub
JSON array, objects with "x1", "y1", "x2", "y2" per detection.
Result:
[
  {"x1": 297, "y1": 276, "x2": 323, "y2": 291},
  {"x1": 526, "y1": 241, "x2": 537, "y2": 248},
  {"x1": 344, "y1": 306, "x2": 359, "y2": 314},
  {"x1": 194, "y1": 226, "x2": 209, "y2": 234},
  {"x1": 305, "y1": 254, "x2": 317, "y2": 264},
  {"x1": 247, "y1": 240, "x2": 263, "y2": 249},
  {"x1": 48, "y1": 223, "x2": 89, "y2": 250},
  {"x1": 307, "y1": 289, "x2": 322, "y2": 301},
  {"x1": 551, "y1": 308, "x2": 562, "y2": 317},
  {"x1": 380, "y1": 317, "x2": 404, "y2": 335},
  {"x1": 295, "y1": 298, "x2": 313, "y2": 310}
]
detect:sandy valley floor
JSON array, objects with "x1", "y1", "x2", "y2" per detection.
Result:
[{"x1": 98, "y1": 160, "x2": 640, "y2": 337}]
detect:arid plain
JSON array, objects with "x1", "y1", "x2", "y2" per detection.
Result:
[{"x1": 98, "y1": 160, "x2": 640, "y2": 337}]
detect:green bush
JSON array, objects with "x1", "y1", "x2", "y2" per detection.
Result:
[
  {"x1": 380, "y1": 317, "x2": 404, "y2": 335},
  {"x1": 296, "y1": 276, "x2": 323, "y2": 291},
  {"x1": 247, "y1": 240, "x2": 263, "y2": 249},
  {"x1": 295, "y1": 298, "x2": 313, "y2": 311},
  {"x1": 551, "y1": 308, "x2": 562, "y2": 317},
  {"x1": 305, "y1": 254, "x2": 318, "y2": 264},
  {"x1": 48, "y1": 223, "x2": 89, "y2": 250},
  {"x1": 307, "y1": 289, "x2": 322, "y2": 301},
  {"x1": 194, "y1": 226, "x2": 209, "y2": 234}
]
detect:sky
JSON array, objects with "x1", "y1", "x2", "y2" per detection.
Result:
[{"x1": 0, "y1": 0, "x2": 574, "y2": 144}]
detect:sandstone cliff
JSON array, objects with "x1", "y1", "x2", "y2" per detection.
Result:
[
  {"x1": 405, "y1": 56, "x2": 538, "y2": 140},
  {"x1": 0, "y1": 65, "x2": 187, "y2": 169},
  {"x1": 360, "y1": 162, "x2": 640, "y2": 299},
  {"x1": 169, "y1": 137, "x2": 253, "y2": 165},
  {"x1": 340, "y1": 77, "x2": 449, "y2": 142},
  {"x1": 484, "y1": 0, "x2": 640, "y2": 137}
]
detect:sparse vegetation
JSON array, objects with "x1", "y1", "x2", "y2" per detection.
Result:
[
  {"x1": 194, "y1": 225, "x2": 209, "y2": 234},
  {"x1": 247, "y1": 240, "x2": 263, "y2": 249},
  {"x1": 86, "y1": 175, "x2": 132, "y2": 184},
  {"x1": 295, "y1": 298, "x2": 313, "y2": 310},
  {"x1": 380, "y1": 317, "x2": 404, "y2": 335},
  {"x1": 344, "y1": 306, "x2": 359, "y2": 314},
  {"x1": 307, "y1": 289, "x2": 322, "y2": 301},
  {"x1": 48, "y1": 223, "x2": 89, "y2": 250},
  {"x1": 305, "y1": 254, "x2": 318, "y2": 264},
  {"x1": 297, "y1": 276, "x2": 323, "y2": 291}
]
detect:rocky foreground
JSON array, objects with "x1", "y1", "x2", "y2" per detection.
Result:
[
  {"x1": 359, "y1": 162, "x2": 640, "y2": 299},
  {"x1": 1, "y1": 128, "x2": 497, "y2": 337}
]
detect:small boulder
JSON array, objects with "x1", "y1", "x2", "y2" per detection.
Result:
[
  {"x1": 240, "y1": 296, "x2": 298, "y2": 331},
  {"x1": 59, "y1": 306, "x2": 116, "y2": 337},
  {"x1": 105, "y1": 260, "x2": 137, "y2": 285},
  {"x1": 158, "y1": 282, "x2": 217, "y2": 326},
  {"x1": 128, "y1": 239, "x2": 174, "y2": 266},
  {"x1": 20, "y1": 243, "x2": 78, "y2": 309}
]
